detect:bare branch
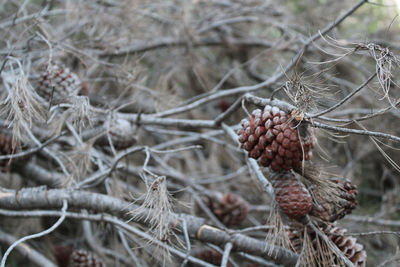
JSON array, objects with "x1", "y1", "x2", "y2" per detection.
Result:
[
  {"x1": 312, "y1": 121, "x2": 400, "y2": 143},
  {"x1": 0, "y1": 187, "x2": 298, "y2": 266},
  {"x1": 310, "y1": 73, "x2": 376, "y2": 118}
]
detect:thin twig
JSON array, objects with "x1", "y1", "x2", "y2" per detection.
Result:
[
  {"x1": 346, "y1": 230, "x2": 400, "y2": 237},
  {"x1": 0, "y1": 134, "x2": 59, "y2": 160},
  {"x1": 312, "y1": 121, "x2": 400, "y2": 143},
  {"x1": 117, "y1": 230, "x2": 142, "y2": 266},
  {"x1": 180, "y1": 219, "x2": 192, "y2": 267},
  {"x1": 310, "y1": 73, "x2": 376, "y2": 118},
  {"x1": 221, "y1": 242, "x2": 233, "y2": 267},
  {"x1": 0, "y1": 229, "x2": 56, "y2": 267},
  {"x1": 0, "y1": 199, "x2": 68, "y2": 267}
]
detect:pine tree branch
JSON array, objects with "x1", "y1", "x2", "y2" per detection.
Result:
[{"x1": 0, "y1": 186, "x2": 298, "y2": 266}]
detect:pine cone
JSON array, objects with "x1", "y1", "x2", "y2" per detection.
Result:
[
  {"x1": 69, "y1": 250, "x2": 104, "y2": 267},
  {"x1": 196, "y1": 250, "x2": 233, "y2": 267},
  {"x1": 37, "y1": 64, "x2": 81, "y2": 103},
  {"x1": 54, "y1": 247, "x2": 104, "y2": 267},
  {"x1": 270, "y1": 172, "x2": 312, "y2": 220},
  {"x1": 288, "y1": 225, "x2": 366, "y2": 267},
  {"x1": 0, "y1": 133, "x2": 17, "y2": 168},
  {"x1": 325, "y1": 225, "x2": 367, "y2": 267},
  {"x1": 310, "y1": 177, "x2": 358, "y2": 222},
  {"x1": 204, "y1": 193, "x2": 249, "y2": 227},
  {"x1": 237, "y1": 105, "x2": 314, "y2": 172}
]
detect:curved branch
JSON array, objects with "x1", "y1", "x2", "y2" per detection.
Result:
[{"x1": 0, "y1": 229, "x2": 56, "y2": 267}]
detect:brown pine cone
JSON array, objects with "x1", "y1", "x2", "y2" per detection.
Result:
[
  {"x1": 288, "y1": 225, "x2": 366, "y2": 267},
  {"x1": 325, "y1": 225, "x2": 367, "y2": 267},
  {"x1": 270, "y1": 172, "x2": 312, "y2": 220},
  {"x1": 310, "y1": 177, "x2": 358, "y2": 222},
  {"x1": 204, "y1": 193, "x2": 249, "y2": 227},
  {"x1": 237, "y1": 105, "x2": 314, "y2": 172},
  {"x1": 54, "y1": 247, "x2": 104, "y2": 267},
  {"x1": 196, "y1": 250, "x2": 233, "y2": 267},
  {"x1": 37, "y1": 64, "x2": 81, "y2": 103},
  {"x1": 69, "y1": 250, "x2": 104, "y2": 267},
  {"x1": 0, "y1": 133, "x2": 17, "y2": 168}
]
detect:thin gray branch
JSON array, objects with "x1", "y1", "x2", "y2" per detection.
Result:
[
  {"x1": 97, "y1": 36, "x2": 275, "y2": 57},
  {"x1": 0, "y1": 199, "x2": 67, "y2": 267},
  {"x1": 221, "y1": 242, "x2": 233, "y2": 267},
  {"x1": 312, "y1": 121, "x2": 400, "y2": 143},
  {"x1": 310, "y1": 73, "x2": 376, "y2": 118},
  {"x1": 0, "y1": 229, "x2": 56, "y2": 267}
]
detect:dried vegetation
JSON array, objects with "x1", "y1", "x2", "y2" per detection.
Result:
[{"x1": 0, "y1": 0, "x2": 400, "y2": 266}]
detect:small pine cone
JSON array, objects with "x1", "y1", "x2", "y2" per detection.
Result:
[
  {"x1": 54, "y1": 247, "x2": 103, "y2": 267},
  {"x1": 204, "y1": 193, "x2": 249, "y2": 227},
  {"x1": 37, "y1": 64, "x2": 81, "y2": 103},
  {"x1": 310, "y1": 177, "x2": 358, "y2": 222},
  {"x1": 0, "y1": 133, "x2": 17, "y2": 168},
  {"x1": 270, "y1": 172, "x2": 312, "y2": 220},
  {"x1": 237, "y1": 105, "x2": 314, "y2": 172},
  {"x1": 196, "y1": 250, "x2": 233, "y2": 267},
  {"x1": 324, "y1": 225, "x2": 367, "y2": 267},
  {"x1": 69, "y1": 249, "x2": 104, "y2": 267},
  {"x1": 287, "y1": 225, "x2": 366, "y2": 267}
]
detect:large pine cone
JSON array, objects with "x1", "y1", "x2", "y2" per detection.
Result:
[
  {"x1": 237, "y1": 105, "x2": 314, "y2": 172},
  {"x1": 288, "y1": 225, "x2": 366, "y2": 267},
  {"x1": 310, "y1": 177, "x2": 358, "y2": 222},
  {"x1": 37, "y1": 64, "x2": 81, "y2": 103},
  {"x1": 0, "y1": 133, "x2": 17, "y2": 168},
  {"x1": 54, "y1": 247, "x2": 104, "y2": 267},
  {"x1": 204, "y1": 193, "x2": 249, "y2": 227},
  {"x1": 270, "y1": 172, "x2": 312, "y2": 220}
]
